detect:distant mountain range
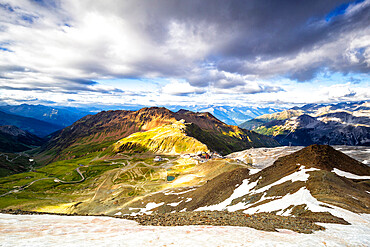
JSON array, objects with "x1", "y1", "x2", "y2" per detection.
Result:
[
  {"x1": 239, "y1": 101, "x2": 370, "y2": 146},
  {"x1": 0, "y1": 104, "x2": 92, "y2": 127},
  {"x1": 0, "y1": 110, "x2": 64, "y2": 137},
  {"x1": 0, "y1": 103, "x2": 284, "y2": 140}
]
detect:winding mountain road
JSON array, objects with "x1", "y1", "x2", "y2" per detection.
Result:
[
  {"x1": 1, "y1": 157, "x2": 175, "y2": 199},
  {"x1": 0, "y1": 153, "x2": 23, "y2": 162},
  {"x1": 0, "y1": 166, "x2": 86, "y2": 197}
]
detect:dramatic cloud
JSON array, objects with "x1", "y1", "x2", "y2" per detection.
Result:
[{"x1": 0, "y1": 0, "x2": 368, "y2": 106}]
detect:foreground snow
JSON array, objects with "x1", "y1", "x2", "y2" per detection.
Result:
[{"x1": 1, "y1": 213, "x2": 369, "y2": 247}]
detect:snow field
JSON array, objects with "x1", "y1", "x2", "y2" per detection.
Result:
[{"x1": 1, "y1": 213, "x2": 369, "y2": 247}]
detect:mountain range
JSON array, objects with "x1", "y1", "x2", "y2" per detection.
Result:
[
  {"x1": 0, "y1": 104, "x2": 92, "y2": 128},
  {"x1": 0, "y1": 103, "x2": 369, "y2": 234},
  {"x1": 1, "y1": 143, "x2": 368, "y2": 234},
  {"x1": 239, "y1": 101, "x2": 370, "y2": 146},
  {"x1": 166, "y1": 105, "x2": 284, "y2": 125},
  {"x1": 0, "y1": 103, "x2": 283, "y2": 134},
  {"x1": 37, "y1": 107, "x2": 279, "y2": 164},
  {"x1": 0, "y1": 110, "x2": 64, "y2": 137}
]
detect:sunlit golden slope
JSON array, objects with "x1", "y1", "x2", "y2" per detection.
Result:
[{"x1": 114, "y1": 121, "x2": 209, "y2": 154}]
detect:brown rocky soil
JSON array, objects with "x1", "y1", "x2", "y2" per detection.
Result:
[
  {"x1": 122, "y1": 211, "x2": 330, "y2": 234},
  {"x1": 1, "y1": 209, "x2": 341, "y2": 234}
]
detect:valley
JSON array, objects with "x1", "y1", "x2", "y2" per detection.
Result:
[
  {"x1": 0, "y1": 106, "x2": 369, "y2": 244},
  {"x1": 0, "y1": 145, "x2": 368, "y2": 232},
  {"x1": 1, "y1": 1, "x2": 369, "y2": 245}
]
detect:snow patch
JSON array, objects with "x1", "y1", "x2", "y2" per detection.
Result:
[
  {"x1": 167, "y1": 201, "x2": 183, "y2": 207},
  {"x1": 252, "y1": 165, "x2": 319, "y2": 194},
  {"x1": 248, "y1": 168, "x2": 261, "y2": 175},
  {"x1": 195, "y1": 179, "x2": 259, "y2": 211},
  {"x1": 243, "y1": 187, "x2": 325, "y2": 215},
  {"x1": 332, "y1": 168, "x2": 370, "y2": 179},
  {"x1": 129, "y1": 202, "x2": 164, "y2": 216},
  {"x1": 196, "y1": 165, "x2": 319, "y2": 212}
]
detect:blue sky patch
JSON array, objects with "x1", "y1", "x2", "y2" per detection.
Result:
[{"x1": 325, "y1": 0, "x2": 365, "y2": 21}]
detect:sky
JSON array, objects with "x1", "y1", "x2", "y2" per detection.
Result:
[{"x1": 0, "y1": 0, "x2": 369, "y2": 107}]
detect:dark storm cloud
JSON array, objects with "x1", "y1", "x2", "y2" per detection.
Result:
[
  {"x1": 1, "y1": 0, "x2": 369, "y2": 103},
  {"x1": 104, "y1": 0, "x2": 369, "y2": 83},
  {"x1": 289, "y1": 67, "x2": 323, "y2": 82},
  {"x1": 117, "y1": 0, "x2": 354, "y2": 55}
]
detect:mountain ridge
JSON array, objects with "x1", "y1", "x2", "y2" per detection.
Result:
[
  {"x1": 38, "y1": 107, "x2": 279, "y2": 163},
  {"x1": 239, "y1": 101, "x2": 370, "y2": 146},
  {"x1": 0, "y1": 104, "x2": 92, "y2": 127},
  {"x1": 0, "y1": 125, "x2": 44, "y2": 153},
  {"x1": 0, "y1": 110, "x2": 63, "y2": 137},
  {"x1": 118, "y1": 145, "x2": 369, "y2": 215}
]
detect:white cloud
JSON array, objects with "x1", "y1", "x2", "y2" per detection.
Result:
[
  {"x1": 162, "y1": 81, "x2": 205, "y2": 96},
  {"x1": 0, "y1": 0, "x2": 368, "y2": 107}
]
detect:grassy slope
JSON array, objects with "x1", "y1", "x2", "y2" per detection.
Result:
[
  {"x1": 186, "y1": 123, "x2": 279, "y2": 155},
  {"x1": 0, "y1": 152, "x2": 120, "y2": 210},
  {"x1": 113, "y1": 121, "x2": 209, "y2": 154},
  {"x1": 0, "y1": 108, "x2": 280, "y2": 212},
  {"x1": 0, "y1": 150, "x2": 244, "y2": 214}
]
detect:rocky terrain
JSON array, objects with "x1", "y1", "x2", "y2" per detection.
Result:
[
  {"x1": 0, "y1": 105, "x2": 368, "y2": 239},
  {"x1": 239, "y1": 101, "x2": 370, "y2": 146},
  {"x1": 107, "y1": 145, "x2": 369, "y2": 223},
  {"x1": 0, "y1": 144, "x2": 368, "y2": 237}
]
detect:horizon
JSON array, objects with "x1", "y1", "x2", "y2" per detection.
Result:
[{"x1": 0, "y1": 0, "x2": 369, "y2": 107}]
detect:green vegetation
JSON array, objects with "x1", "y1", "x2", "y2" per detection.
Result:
[
  {"x1": 0, "y1": 108, "x2": 280, "y2": 214},
  {"x1": 185, "y1": 123, "x2": 279, "y2": 155},
  {"x1": 0, "y1": 153, "x2": 36, "y2": 177},
  {"x1": 0, "y1": 145, "x2": 246, "y2": 214},
  {"x1": 113, "y1": 121, "x2": 209, "y2": 154},
  {"x1": 254, "y1": 125, "x2": 287, "y2": 136}
]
